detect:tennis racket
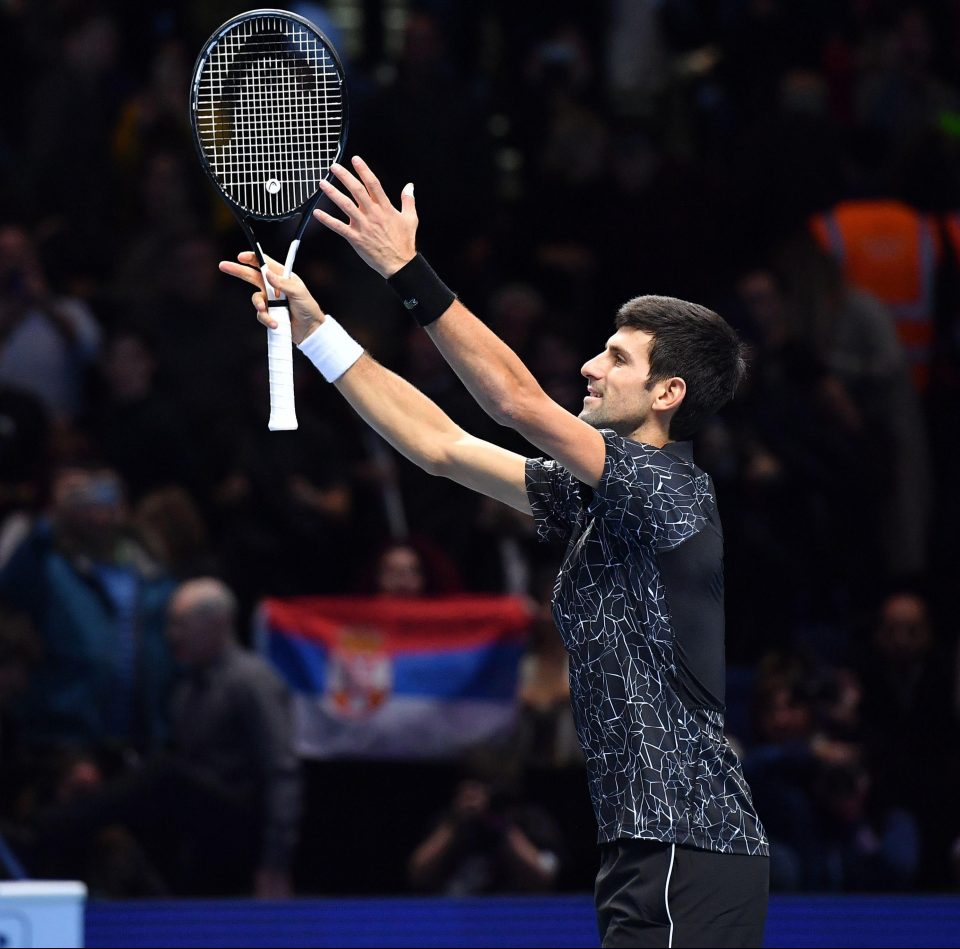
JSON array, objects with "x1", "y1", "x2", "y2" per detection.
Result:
[{"x1": 190, "y1": 9, "x2": 348, "y2": 430}]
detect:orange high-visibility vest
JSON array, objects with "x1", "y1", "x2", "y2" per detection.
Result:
[{"x1": 811, "y1": 200, "x2": 940, "y2": 390}]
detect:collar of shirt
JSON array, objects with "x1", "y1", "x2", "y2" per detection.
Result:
[{"x1": 626, "y1": 438, "x2": 694, "y2": 462}]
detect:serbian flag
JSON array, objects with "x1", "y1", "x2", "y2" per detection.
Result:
[{"x1": 256, "y1": 595, "x2": 530, "y2": 759}]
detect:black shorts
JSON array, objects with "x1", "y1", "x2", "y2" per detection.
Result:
[{"x1": 595, "y1": 839, "x2": 769, "y2": 948}]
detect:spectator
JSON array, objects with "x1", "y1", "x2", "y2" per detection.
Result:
[
  {"x1": 723, "y1": 266, "x2": 861, "y2": 647},
  {"x1": 361, "y1": 8, "x2": 493, "y2": 279},
  {"x1": 376, "y1": 543, "x2": 425, "y2": 597},
  {"x1": 0, "y1": 464, "x2": 174, "y2": 755},
  {"x1": 90, "y1": 330, "x2": 201, "y2": 501},
  {"x1": 26, "y1": 748, "x2": 167, "y2": 898},
  {"x1": 0, "y1": 383, "x2": 49, "y2": 567},
  {"x1": 109, "y1": 149, "x2": 205, "y2": 312},
  {"x1": 21, "y1": 10, "x2": 122, "y2": 247},
  {"x1": 126, "y1": 232, "x2": 259, "y2": 439},
  {"x1": 853, "y1": 6, "x2": 958, "y2": 174},
  {"x1": 213, "y1": 407, "x2": 355, "y2": 602},
  {"x1": 27, "y1": 578, "x2": 301, "y2": 898},
  {"x1": 384, "y1": 327, "x2": 497, "y2": 566},
  {"x1": 778, "y1": 235, "x2": 933, "y2": 579},
  {"x1": 464, "y1": 495, "x2": 545, "y2": 595},
  {"x1": 810, "y1": 197, "x2": 941, "y2": 392},
  {"x1": 0, "y1": 225, "x2": 101, "y2": 421},
  {"x1": 112, "y1": 39, "x2": 193, "y2": 176},
  {"x1": 367, "y1": 539, "x2": 462, "y2": 598},
  {"x1": 514, "y1": 568, "x2": 582, "y2": 770},
  {"x1": 133, "y1": 487, "x2": 218, "y2": 580},
  {"x1": 407, "y1": 752, "x2": 566, "y2": 895},
  {"x1": 743, "y1": 656, "x2": 859, "y2": 891},
  {"x1": 486, "y1": 283, "x2": 546, "y2": 360},
  {"x1": 859, "y1": 590, "x2": 958, "y2": 885},
  {"x1": 162, "y1": 578, "x2": 301, "y2": 896},
  {"x1": 812, "y1": 759, "x2": 920, "y2": 891}
]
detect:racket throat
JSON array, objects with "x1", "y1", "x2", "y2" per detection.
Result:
[{"x1": 257, "y1": 239, "x2": 300, "y2": 302}]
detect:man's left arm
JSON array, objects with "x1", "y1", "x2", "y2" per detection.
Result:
[{"x1": 314, "y1": 157, "x2": 606, "y2": 488}]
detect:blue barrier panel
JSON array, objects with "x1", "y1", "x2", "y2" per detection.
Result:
[
  {"x1": 85, "y1": 894, "x2": 960, "y2": 948},
  {"x1": 85, "y1": 896, "x2": 601, "y2": 949},
  {"x1": 764, "y1": 896, "x2": 960, "y2": 948}
]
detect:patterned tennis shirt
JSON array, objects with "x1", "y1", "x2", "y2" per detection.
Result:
[{"x1": 525, "y1": 430, "x2": 768, "y2": 856}]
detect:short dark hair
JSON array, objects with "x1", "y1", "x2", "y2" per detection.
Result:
[{"x1": 615, "y1": 295, "x2": 747, "y2": 439}]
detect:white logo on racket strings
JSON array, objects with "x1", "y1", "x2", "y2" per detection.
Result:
[{"x1": 265, "y1": 178, "x2": 282, "y2": 194}]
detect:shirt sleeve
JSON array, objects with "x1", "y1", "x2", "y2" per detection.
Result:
[
  {"x1": 587, "y1": 430, "x2": 709, "y2": 549},
  {"x1": 524, "y1": 456, "x2": 583, "y2": 544}
]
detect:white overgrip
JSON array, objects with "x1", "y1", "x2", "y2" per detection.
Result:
[
  {"x1": 262, "y1": 254, "x2": 298, "y2": 431},
  {"x1": 266, "y1": 305, "x2": 298, "y2": 430}
]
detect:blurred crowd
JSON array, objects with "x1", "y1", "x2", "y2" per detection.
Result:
[{"x1": 1, "y1": 0, "x2": 959, "y2": 897}]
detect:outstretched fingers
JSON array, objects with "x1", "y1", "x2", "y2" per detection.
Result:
[
  {"x1": 350, "y1": 155, "x2": 390, "y2": 204},
  {"x1": 219, "y1": 259, "x2": 264, "y2": 290},
  {"x1": 318, "y1": 178, "x2": 360, "y2": 219},
  {"x1": 219, "y1": 255, "x2": 294, "y2": 326},
  {"x1": 313, "y1": 206, "x2": 350, "y2": 236},
  {"x1": 330, "y1": 161, "x2": 372, "y2": 208},
  {"x1": 220, "y1": 250, "x2": 287, "y2": 284}
]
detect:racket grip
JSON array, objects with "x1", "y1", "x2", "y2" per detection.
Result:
[{"x1": 266, "y1": 305, "x2": 298, "y2": 431}]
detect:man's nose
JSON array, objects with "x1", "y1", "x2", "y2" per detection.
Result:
[{"x1": 581, "y1": 354, "x2": 602, "y2": 379}]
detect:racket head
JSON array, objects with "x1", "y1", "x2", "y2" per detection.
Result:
[{"x1": 190, "y1": 8, "x2": 348, "y2": 223}]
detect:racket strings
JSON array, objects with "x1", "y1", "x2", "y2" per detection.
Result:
[{"x1": 195, "y1": 15, "x2": 343, "y2": 218}]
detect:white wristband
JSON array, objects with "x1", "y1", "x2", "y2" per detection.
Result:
[{"x1": 296, "y1": 315, "x2": 364, "y2": 383}]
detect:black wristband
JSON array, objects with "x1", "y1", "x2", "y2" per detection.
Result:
[{"x1": 386, "y1": 253, "x2": 456, "y2": 327}]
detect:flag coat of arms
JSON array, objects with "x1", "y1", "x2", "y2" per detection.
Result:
[{"x1": 257, "y1": 595, "x2": 530, "y2": 759}]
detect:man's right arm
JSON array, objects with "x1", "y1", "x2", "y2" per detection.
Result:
[
  {"x1": 218, "y1": 255, "x2": 531, "y2": 514},
  {"x1": 313, "y1": 157, "x2": 607, "y2": 488},
  {"x1": 335, "y1": 353, "x2": 531, "y2": 513}
]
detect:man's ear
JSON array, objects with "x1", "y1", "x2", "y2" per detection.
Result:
[{"x1": 654, "y1": 376, "x2": 686, "y2": 412}]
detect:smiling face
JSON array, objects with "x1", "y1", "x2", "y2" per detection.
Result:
[{"x1": 578, "y1": 327, "x2": 662, "y2": 436}]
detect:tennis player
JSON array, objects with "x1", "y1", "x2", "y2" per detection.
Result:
[{"x1": 220, "y1": 157, "x2": 769, "y2": 948}]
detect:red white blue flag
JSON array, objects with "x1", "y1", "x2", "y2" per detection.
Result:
[{"x1": 257, "y1": 595, "x2": 530, "y2": 759}]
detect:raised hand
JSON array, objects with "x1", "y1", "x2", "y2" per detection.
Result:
[
  {"x1": 314, "y1": 155, "x2": 418, "y2": 278},
  {"x1": 218, "y1": 252, "x2": 324, "y2": 345}
]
